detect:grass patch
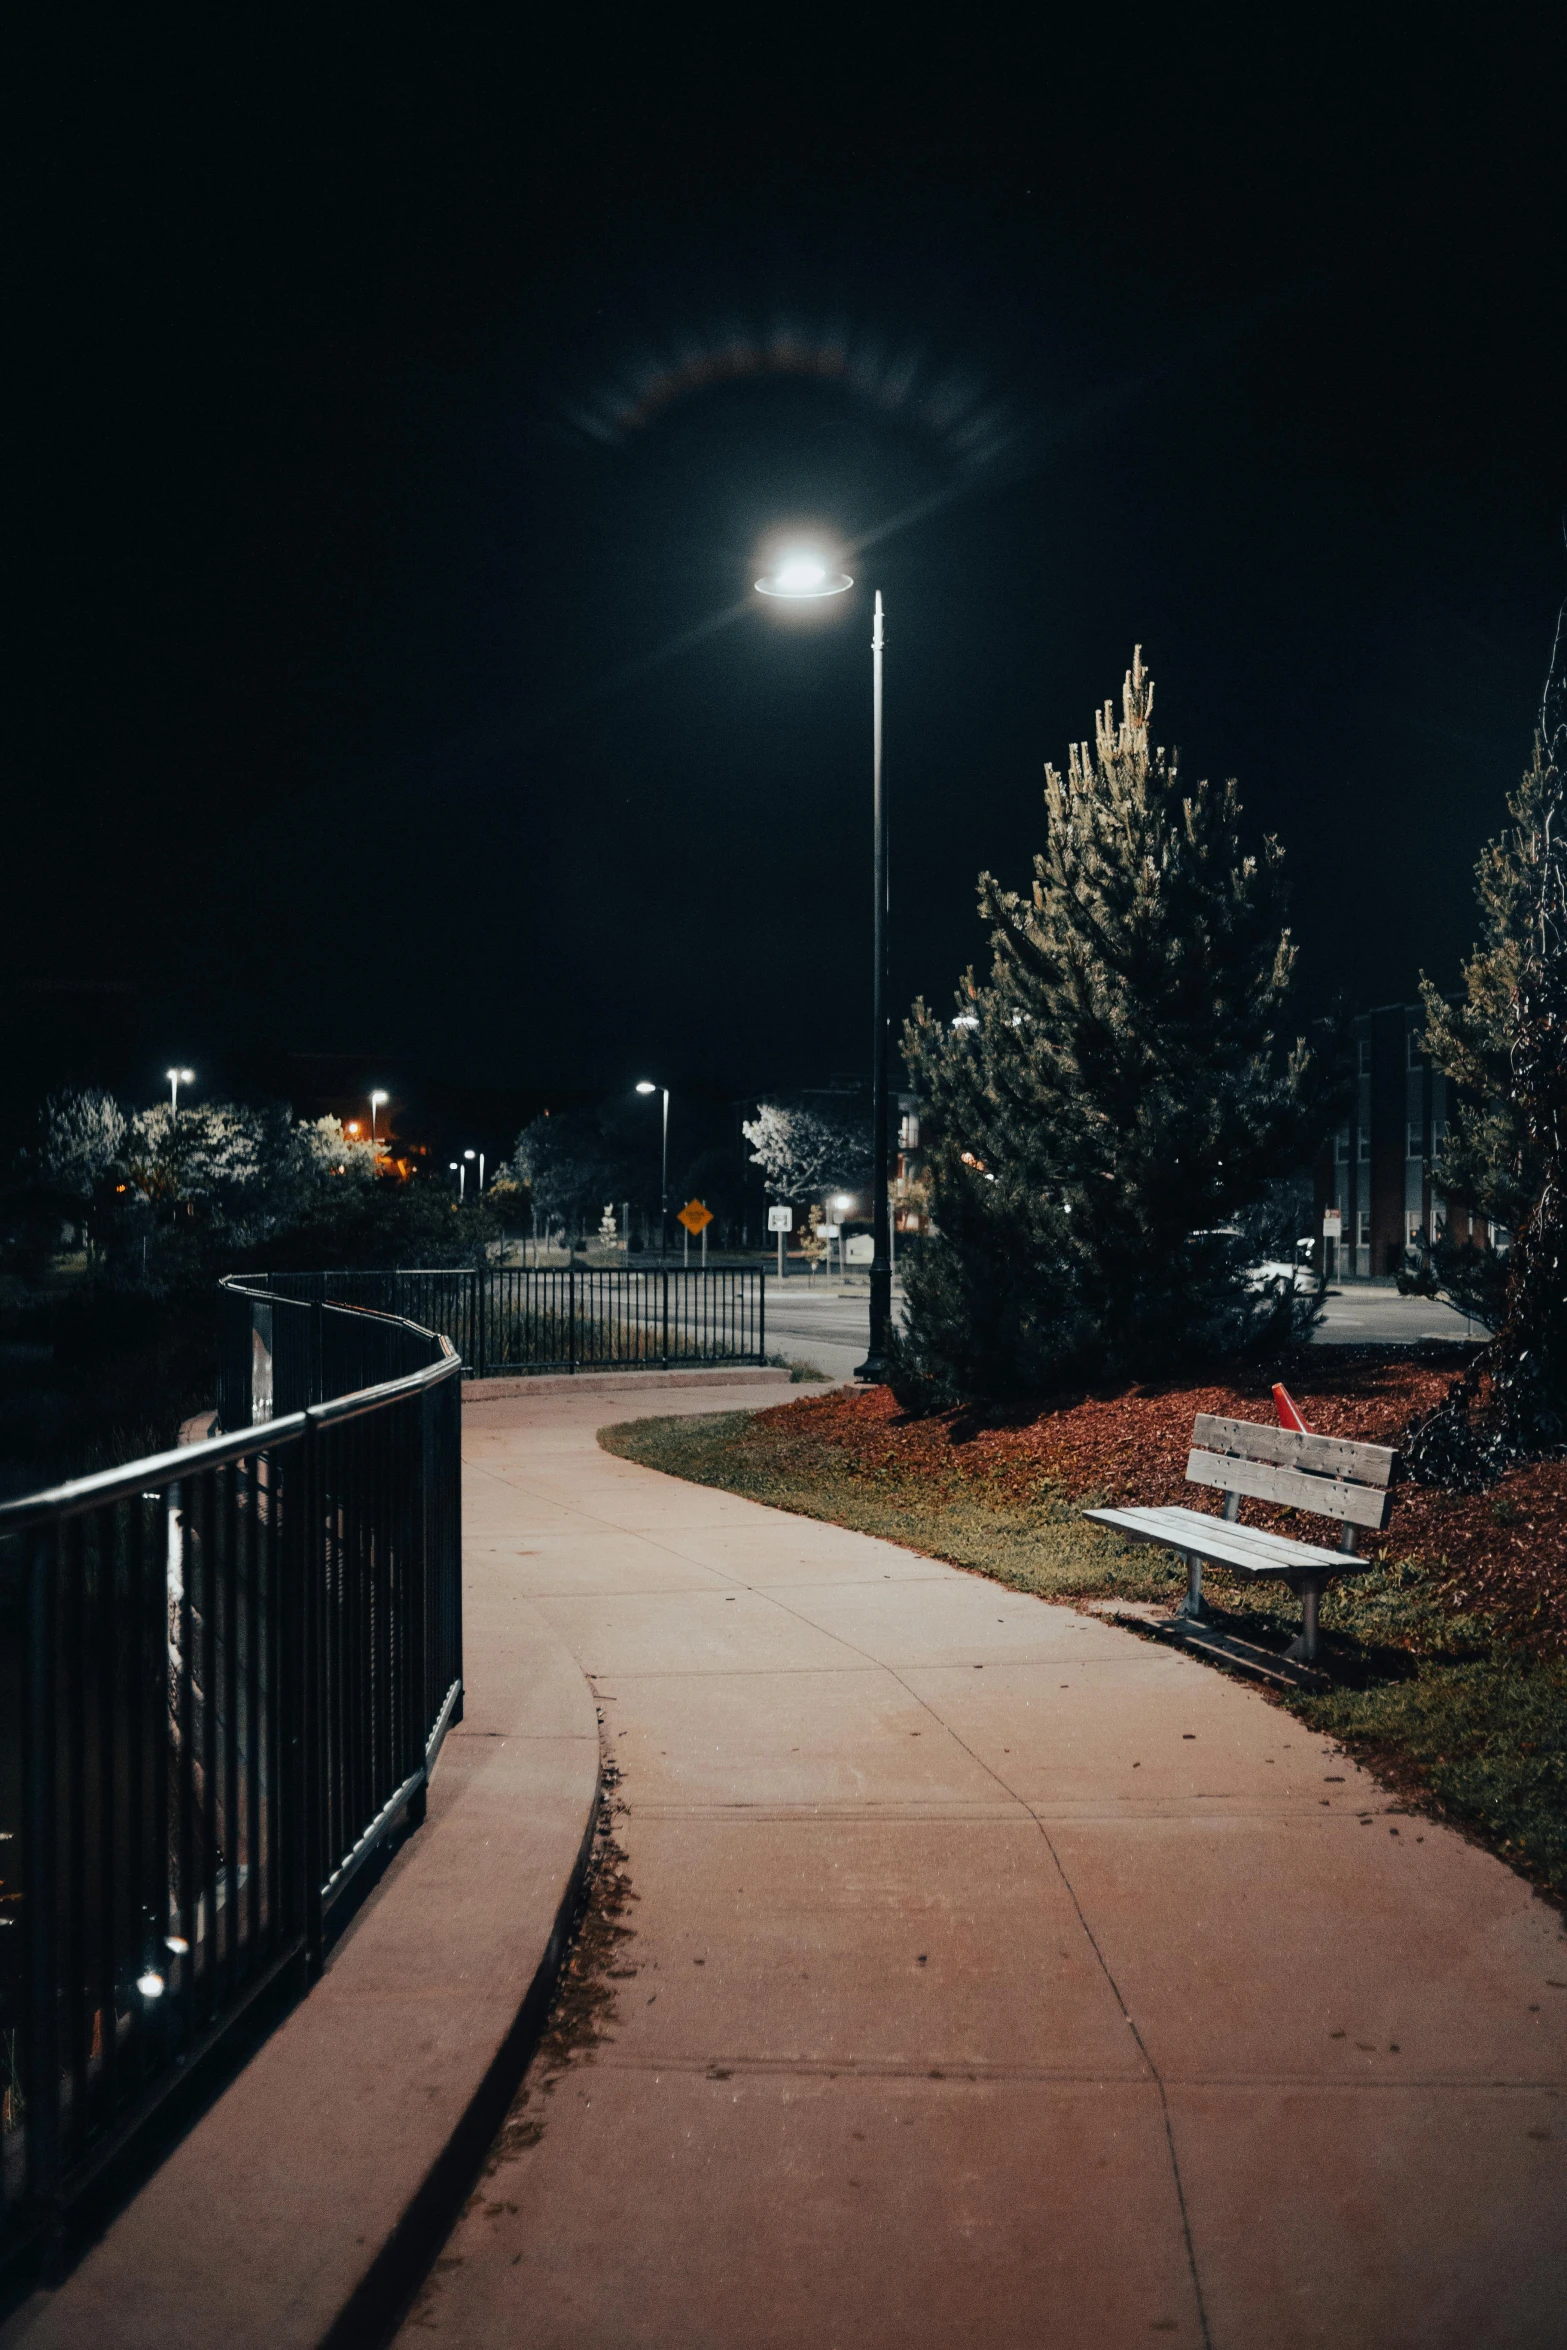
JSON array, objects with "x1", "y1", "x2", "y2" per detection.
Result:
[{"x1": 599, "y1": 1402, "x2": 1567, "y2": 1904}]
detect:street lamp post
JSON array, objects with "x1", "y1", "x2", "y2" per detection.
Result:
[
  {"x1": 465, "y1": 1147, "x2": 484, "y2": 1192},
  {"x1": 450, "y1": 1159, "x2": 465, "y2": 1203},
  {"x1": 635, "y1": 1081, "x2": 670, "y2": 1262},
  {"x1": 166, "y1": 1067, "x2": 194, "y2": 1115},
  {"x1": 755, "y1": 554, "x2": 893, "y2": 1380},
  {"x1": 370, "y1": 1089, "x2": 389, "y2": 1150}
]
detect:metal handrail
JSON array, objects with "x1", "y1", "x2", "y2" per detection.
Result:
[{"x1": 0, "y1": 1277, "x2": 465, "y2": 2285}]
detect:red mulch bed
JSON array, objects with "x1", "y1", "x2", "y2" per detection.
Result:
[{"x1": 760, "y1": 1353, "x2": 1567, "y2": 1652}]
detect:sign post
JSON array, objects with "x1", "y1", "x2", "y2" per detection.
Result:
[
  {"x1": 1322, "y1": 1206, "x2": 1342, "y2": 1280},
  {"x1": 767, "y1": 1203, "x2": 793, "y2": 1280},
  {"x1": 677, "y1": 1198, "x2": 714, "y2": 1271}
]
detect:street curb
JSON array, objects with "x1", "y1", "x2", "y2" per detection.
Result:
[
  {"x1": 320, "y1": 1768, "x2": 603, "y2": 2350},
  {"x1": 463, "y1": 1365, "x2": 797, "y2": 1400}
]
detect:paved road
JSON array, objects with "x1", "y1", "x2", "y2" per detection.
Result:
[
  {"x1": 1313, "y1": 1283, "x2": 1482, "y2": 1344},
  {"x1": 764, "y1": 1280, "x2": 882, "y2": 1379},
  {"x1": 399, "y1": 1380, "x2": 1565, "y2": 2349},
  {"x1": 764, "y1": 1282, "x2": 1481, "y2": 1378}
]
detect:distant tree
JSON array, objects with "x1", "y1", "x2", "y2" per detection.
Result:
[
  {"x1": 293, "y1": 1115, "x2": 379, "y2": 1188},
  {"x1": 37, "y1": 1088, "x2": 126, "y2": 1202},
  {"x1": 741, "y1": 1099, "x2": 871, "y2": 1204},
  {"x1": 898, "y1": 647, "x2": 1331, "y2": 1401},
  {"x1": 511, "y1": 1111, "x2": 645, "y2": 1237}
]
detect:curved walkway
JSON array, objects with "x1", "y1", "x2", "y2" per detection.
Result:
[{"x1": 402, "y1": 1380, "x2": 1567, "y2": 2350}]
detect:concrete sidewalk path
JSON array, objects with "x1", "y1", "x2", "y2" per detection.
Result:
[{"x1": 403, "y1": 1381, "x2": 1567, "y2": 2350}]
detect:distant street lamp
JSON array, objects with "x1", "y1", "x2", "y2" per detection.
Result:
[
  {"x1": 833, "y1": 1189, "x2": 855, "y2": 1281},
  {"x1": 755, "y1": 550, "x2": 892, "y2": 1380},
  {"x1": 450, "y1": 1158, "x2": 465, "y2": 1203},
  {"x1": 369, "y1": 1089, "x2": 389, "y2": 1149},
  {"x1": 465, "y1": 1146, "x2": 485, "y2": 1192},
  {"x1": 166, "y1": 1067, "x2": 195, "y2": 1115},
  {"x1": 635, "y1": 1081, "x2": 670, "y2": 1263}
]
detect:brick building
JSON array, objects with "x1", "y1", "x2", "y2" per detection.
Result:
[{"x1": 1318, "y1": 1001, "x2": 1496, "y2": 1281}]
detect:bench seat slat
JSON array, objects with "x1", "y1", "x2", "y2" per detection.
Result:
[
  {"x1": 1185, "y1": 1446, "x2": 1392, "y2": 1530},
  {"x1": 1193, "y1": 1413, "x2": 1395, "y2": 1489},
  {"x1": 1084, "y1": 1503, "x2": 1372, "y2": 1581}
]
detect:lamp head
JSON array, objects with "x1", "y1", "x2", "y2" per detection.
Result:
[
  {"x1": 754, "y1": 546, "x2": 852, "y2": 600},
  {"x1": 370, "y1": 1089, "x2": 389, "y2": 1107},
  {"x1": 635, "y1": 1081, "x2": 657, "y2": 1095},
  {"x1": 464, "y1": 1148, "x2": 476, "y2": 1160}
]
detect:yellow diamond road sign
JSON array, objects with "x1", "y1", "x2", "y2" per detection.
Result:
[{"x1": 677, "y1": 1198, "x2": 714, "y2": 1235}]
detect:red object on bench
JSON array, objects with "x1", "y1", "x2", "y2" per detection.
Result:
[{"x1": 1272, "y1": 1381, "x2": 1310, "y2": 1434}]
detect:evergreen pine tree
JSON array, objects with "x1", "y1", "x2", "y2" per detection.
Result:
[
  {"x1": 1413, "y1": 740, "x2": 1555, "y2": 1326},
  {"x1": 898, "y1": 648, "x2": 1328, "y2": 1400},
  {"x1": 1406, "y1": 632, "x2": 1567, "y2": 1487}
]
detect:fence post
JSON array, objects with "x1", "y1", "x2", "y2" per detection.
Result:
[
  {"x1": 299, "y1": 1413, "x2": 325, "y2": 1982},
  {"x1": 661, "y1": 1267, "x2": 670, "y2": 1370},
  {"x1": 23, "y1": 1526, "x2": 62, "y2": 2221},
  {"x1": 568, "y1": 1261, "x2": 577, "y2": 1374},
  {"x1": 757, "y1": 1266, "x2": 765, "y2": 1366},
  {"x1": 473, "y1": 1266, "x2": 486, "y2": 1380},
  {"x1": 407, "y1": 1381, "x2": 434, "y2": 1824},
  {"x1": 309, "y1": 1297, "x2": 324, "y2": 1409}
]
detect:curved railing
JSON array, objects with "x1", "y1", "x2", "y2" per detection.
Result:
[
  {"x1": 0, "y1": 1279, "x2": 462, "y2": 2285},
  {"x1": 222, "y1": 1263, "x2": 766, "y2": 1387}
]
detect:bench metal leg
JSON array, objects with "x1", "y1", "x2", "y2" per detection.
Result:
[
  {"x1": 1175, "y1": 1551, "x2": 1207, "y2": 1621},
  {"x1": 1285, "y1": 1573, "x2": 1328, "y2": 1664}
]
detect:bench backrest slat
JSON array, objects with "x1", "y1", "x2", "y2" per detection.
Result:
[
  {"x1": 1185, "y1": 1445, "x2": 1393, "y2": 1530},
  {"x1": 1192, "y1": 1414, "x2": 1396, "y2": 1490}
]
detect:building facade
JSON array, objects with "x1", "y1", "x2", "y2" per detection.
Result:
[{"x1": 1319, "y1": 1001, "x2": 1494, "y2": 1281}]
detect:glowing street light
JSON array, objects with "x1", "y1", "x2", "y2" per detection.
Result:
[
  {"x1": 369, "y1": 1089, "x2": 389, "y2": 1148},
  {"x1": 166, "y1": 1067, "x2": 195, "y2": 1115},
  {"x1": 755, "y1": 551, "x2": 892, "y2": 1380},
  {"x1": 635, "y1": 1081, "x2": 670, "y2": 1262},
  {"x1": 449, "y1": 1158, "x2": 465, "y2": 1203},
  {"x1": 464, "y1": 1146, "x2": 485, "y2": 1192},
  {"x1": 754, "y1": 550, "x2": 853, "y2": 599}
]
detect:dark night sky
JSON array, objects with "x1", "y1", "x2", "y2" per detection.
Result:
[{"x1": 11, "y1": 16, "x2": 1567, "y2": 1142}]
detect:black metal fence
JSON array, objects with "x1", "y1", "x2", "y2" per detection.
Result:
[
  {"x1": 0, "y1": 1284, "x2": 462, "y2": 2282},
  {"x1": 230, "y1": 1265, "x2": 767, "y2": 1382}
]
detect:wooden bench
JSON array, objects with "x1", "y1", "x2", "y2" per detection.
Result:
[{"x1": 1083, "y1": 1414, "x2": 1397, "y2": 1666}]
